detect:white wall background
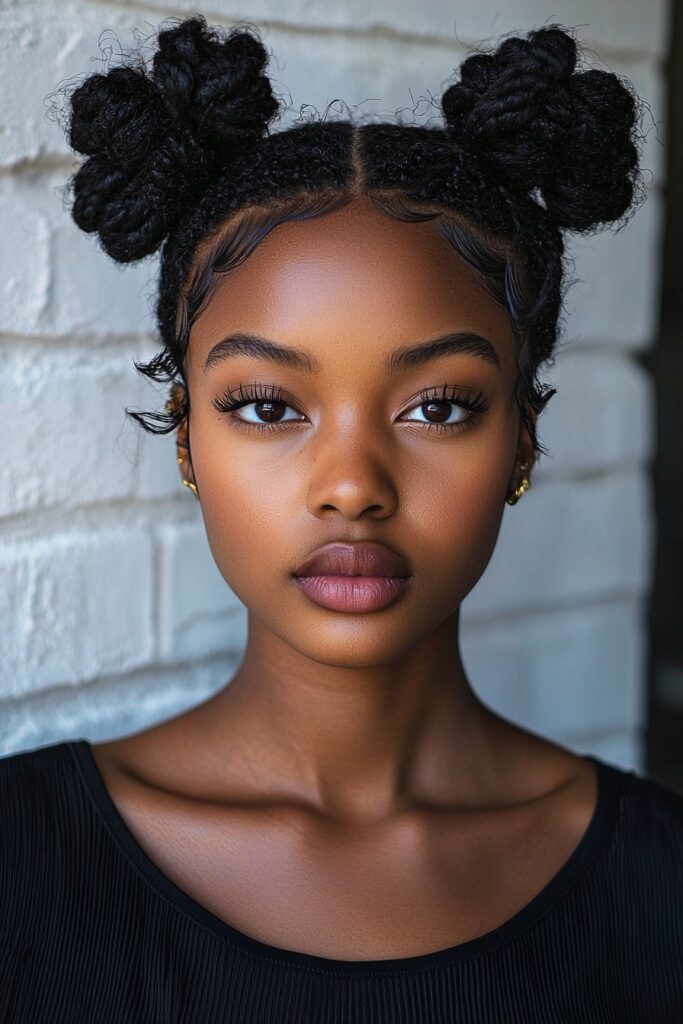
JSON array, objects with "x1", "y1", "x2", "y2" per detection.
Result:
[{"x1": 0, "y1": 0, "x2": 668, "y2": 770}]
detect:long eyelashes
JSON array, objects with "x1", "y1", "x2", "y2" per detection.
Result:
[{"x1": 212, "y1": 381, "x2": 491, "y2": 435}]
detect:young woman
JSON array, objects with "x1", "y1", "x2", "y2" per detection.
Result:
[{"x1": 1, "y1": 16, "x2": 681, "y2": 1024}]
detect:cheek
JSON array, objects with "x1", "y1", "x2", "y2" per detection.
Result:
[
  {"x1": 192, "y1": 429, "x2": 296, "y2": 596},
  {"x1": 402, "y1": 429, "x2": 514, "y2": 598}
]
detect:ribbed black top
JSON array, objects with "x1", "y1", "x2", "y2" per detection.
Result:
[{"x1": 1, "y1": 739, "x2": 682, "y2": 1023}]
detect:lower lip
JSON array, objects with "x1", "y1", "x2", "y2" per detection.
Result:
[{"x1": 293, "y1": 575, "x2": 412, "y2": 613}]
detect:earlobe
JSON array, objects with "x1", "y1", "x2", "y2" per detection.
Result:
[{"x1": 166, "y1": 382, "x2": 200, "y2": 500}]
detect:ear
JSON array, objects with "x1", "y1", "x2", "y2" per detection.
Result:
[{"x1": 172, "y1": 385, "x2": 196, "y2": 489}]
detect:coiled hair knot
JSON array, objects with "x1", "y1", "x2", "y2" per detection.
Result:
[
  {"x1": 441, "y1": 26, "x2": 641, "y2": 231},
  {"x1": 67, "y1": 15, "x2": 280, "y2": 262}
]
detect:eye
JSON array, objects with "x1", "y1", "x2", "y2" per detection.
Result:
[
  {"x1": 399, "y1": 385, "x2": 490, "y2": 434},
  {"x1": 403, "y1": 398, "x2": 468, "y2": 426},
  {"x1": 234, "y1": 399, "x2": 302, "y2": 426},
  {"x1": 212, "y1": 382, "x2": 306, "y2": 433}
]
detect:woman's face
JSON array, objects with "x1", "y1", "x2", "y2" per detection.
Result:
[{"x1": 179, "y1": 195, "x2": 533, "y2": 667}]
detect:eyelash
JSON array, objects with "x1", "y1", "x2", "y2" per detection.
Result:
[{"x1": 212, "y1": 381, "x2": 491, "y2": 436}]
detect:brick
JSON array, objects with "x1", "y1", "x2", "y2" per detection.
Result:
[
  {"x1": 0, "y1": 170, "x2": 156, "y2": 337},
  {"x1": 95, "y1": 0, "x2": 669, "y2": 57},
  {"x1": 533, "y1": 350, "x2": 655, "y2": 479},
  {"x1": 48, "y1": 215, "x2": 157, "y2": 337},
  {"x1": 0, "y1": 341, "x2": 141, "y2": 517},
  {"x1": 0, "y1": 545, "x2": 31, "y2": 684},
  {"x1": 158, "y1": 521, "x2": 247, "y2": 661},
  {"x1": 0, "y1": 653, "x2": 237, "y2": 758},
  {"x1": 0, "y1": 528, "x2": 154, "y2": 697},
  {"x1": 0, "y1": 1, "x2": 143, "y2": 168},
  {"x1": 462, "y1": 599, "x2": 646, "y2": 741},
  {"x1": 272, "y1": 30, "x2": 464, "y2": 130},
  {"x1": 463, "y1": 468, "x2": 653, "y2": 618},
  {"x1": 0, "y1": 193, "x2": 50, "y2": 335},
  {"x1": 563, "y1": 188, "x2": 662, "y2": 350}
]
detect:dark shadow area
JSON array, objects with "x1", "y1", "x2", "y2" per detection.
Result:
[{"x1": 644, "y1": 2, "x2": 683, "y2": 794}]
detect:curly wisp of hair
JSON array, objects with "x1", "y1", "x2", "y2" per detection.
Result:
[{"x1": 60, "y1": 16, "x2": 646, "y2": 458}]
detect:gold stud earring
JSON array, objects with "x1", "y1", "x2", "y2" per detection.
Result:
[
  {"x1": 176, "y1": 456, "x2": 199, "y2": 499},
  {"x1": 506, "y1": 461, "x2": 532, "y2": 506},
  {"x1": 168, "y1": 385, "x2": 199, "y2": 500}
]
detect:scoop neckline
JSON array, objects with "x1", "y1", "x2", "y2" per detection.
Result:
[{"x1": 67, "y1": 738, "x2": 619, "y2": 977}]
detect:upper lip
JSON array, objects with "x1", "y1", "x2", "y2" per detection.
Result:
[{"x1": 293, "y1": 541, "x2": 412, "y2": 578}]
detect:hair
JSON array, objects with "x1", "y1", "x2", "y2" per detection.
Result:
[{"x1": 60, "y1": 15, "x2": 646, "y2": 457}]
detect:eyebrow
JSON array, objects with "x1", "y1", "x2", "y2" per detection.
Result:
[{"x1": 202, "y1": 330, "x2": 501, "y2": 375}]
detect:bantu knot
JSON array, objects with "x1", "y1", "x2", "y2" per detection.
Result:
[
  {"x1": 441, "y1": 25, "x2": 641, "y2": 231},
  {"x1": 66, "y1": 16, "x2": 280, "y2": 262}
]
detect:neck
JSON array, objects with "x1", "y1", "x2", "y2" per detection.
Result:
[{"x1": 194, "y1": 609, "x2": 506, "y2": 823}]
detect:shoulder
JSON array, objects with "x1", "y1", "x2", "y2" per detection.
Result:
[
  {"x1": 603, "y1": 759, "x2": 683, "y2": 838},
  {"x1": 594, "y1": 757, "x2": 683, "y2": 889},
  {"x1": 0, "y1": 740, "x2": 85, "y2": 870},
  {"x1": 0, "y1": 741, "x2": 99, "y2": 935},
  {"x1": 0, "y1": 738, "x2": 78, "y2": 803}
]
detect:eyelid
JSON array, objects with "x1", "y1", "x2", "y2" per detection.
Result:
[
  {"x1": 212, "y1": 381, "x2": 299, "y2": 415},
  {"x1": 401, "y1": 383, "x2": 489, "y2": 412}
]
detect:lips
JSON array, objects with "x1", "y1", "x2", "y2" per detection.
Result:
[
  {"x1": 292, "y1": 541, "x2": 413, "y2": 613},
  {"x1": 293, "y1": 541, "x2": 411, "y2": 579}
]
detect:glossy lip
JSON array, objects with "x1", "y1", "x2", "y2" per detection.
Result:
[{"x1": 292, "y1": 541, "x2": 413, "y2": 613}]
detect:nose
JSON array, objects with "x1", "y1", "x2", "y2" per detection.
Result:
[{"x1": 305, "y1": 431, "x2": 399, "y2": 521}]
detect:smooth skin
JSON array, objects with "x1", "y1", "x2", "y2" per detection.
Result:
[{"x1": 91, "y1": 195, "x2": 597, "y2": 961}]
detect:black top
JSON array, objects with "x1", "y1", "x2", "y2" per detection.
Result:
[{"x1": 1, "y1": 739, "x2": 682, "y2": 1024}]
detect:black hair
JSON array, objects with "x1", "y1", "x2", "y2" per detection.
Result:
[{"x1": 61, "y1": 15, "x2": 645, "y2": 456}]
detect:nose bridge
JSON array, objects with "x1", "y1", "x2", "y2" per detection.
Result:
[{"x1": 305, "y1": 401, "x2": 399, "y2": 519}]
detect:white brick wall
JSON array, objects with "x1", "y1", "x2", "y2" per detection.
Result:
[{"x1": 0, "y1": 0, "x2": 668, "y2": 771}]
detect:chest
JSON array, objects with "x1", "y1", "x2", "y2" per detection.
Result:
[{"x1": 100, "y1": 775, "x2": 587, "y2": 961}]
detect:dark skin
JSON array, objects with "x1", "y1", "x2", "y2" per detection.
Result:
[{"x1": 91, "y1": 195, "x2": 597, "y2": 961}]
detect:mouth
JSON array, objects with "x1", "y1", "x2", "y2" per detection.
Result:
[{"x1": 292, "y1": 541, "x2": 412, "y2": 613}]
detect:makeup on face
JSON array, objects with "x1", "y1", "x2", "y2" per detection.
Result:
[
  {"x1": 181, "y1": 200, "x2": 523, "y2": 650},
  {"x1": 197, "y1": 349, "x2": 498, "y2": 616},
  {"x1": 291, "y1": 540, "x2": 413, "y2": 613}
]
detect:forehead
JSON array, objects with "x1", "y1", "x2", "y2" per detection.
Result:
[{"x1": 187, "y1": 197, "x2": 516, "y2": 374}]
